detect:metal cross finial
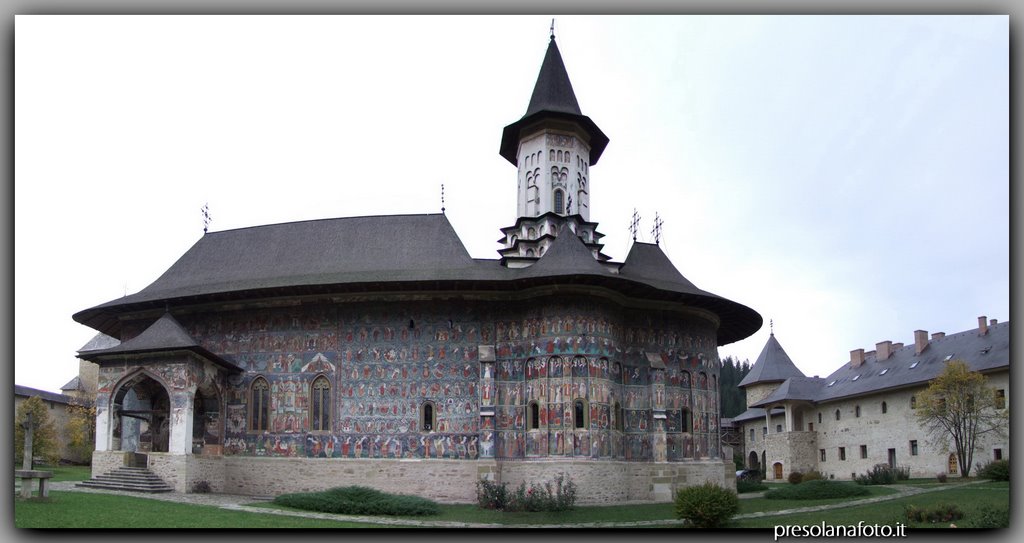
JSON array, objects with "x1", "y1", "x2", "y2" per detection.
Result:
[
  {"x1": 651, "y1": 212, "x2": 664, "y2": 244},
  {"x1": 201, "y1": 203, "x2": 212, "y2": 234},
  {"x1": 441, "y1": 183, "x2": 446, "y2": 214},
  {"x1": 770, "y1": 319, "x2": 774, "y2": 335},
  {"x1": 629, "y1": 208, "x2": 641, "y2": 242},
  {"x1": 550, "y1": 19, "x2": 555, "y2": 40}
]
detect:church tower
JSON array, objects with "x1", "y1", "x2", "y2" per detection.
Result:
[{"x1": 497, "y1": 32, "x2": 612, "y2": 268}]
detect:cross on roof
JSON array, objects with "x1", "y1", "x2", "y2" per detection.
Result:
[
  {"x1": 629, "y1": 208, "x2": 641, "y2": 242},
  {"x1": 651, "y1": 212, "x2": 664, "y2": 244}
]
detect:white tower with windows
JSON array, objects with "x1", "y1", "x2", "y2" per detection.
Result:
[{"x1": 497, "y1": 34, "x2": 611, "y2": 268}]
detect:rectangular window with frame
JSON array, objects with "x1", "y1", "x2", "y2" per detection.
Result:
[
  {"x1": 910, "y1": 440, "x2": 918, "y2": 456},
  {"x1": 860, "y1": 445, "x2": 868, "y2": 459},
  {"x1": 995, "y1": 389, "x2": 1005, "y2": 409},
  {"x1": 839, "y1": 447, "x2": 846, "y2": 461},
  {"x1": 820, "y1": 449, "x2": 826, "y2": 461}
]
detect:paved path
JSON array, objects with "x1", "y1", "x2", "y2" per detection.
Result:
[{"x1": 22, "y1": 480, "x2": 984, "y2": 528}]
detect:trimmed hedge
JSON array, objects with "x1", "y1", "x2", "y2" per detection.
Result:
[
  {"x1": 674, "y1": 482, "x2": 739, "y2": 528},
  {"x1": 272, "y1": 486, "x2": 440, "y2": 516},
  {"x1": 976, "y1": 459, "x2": 1009, "y2": 481},
  {"x1": 763, "y1": 480, "x2": 870, "y2": 500}
]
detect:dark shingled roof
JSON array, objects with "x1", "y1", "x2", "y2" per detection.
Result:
[
  {"x1": 738, "y1": 333, "x2": 806, "y2": 387},
  {"x1": 813, "y1": 321, "x2": 1010, "y2": 403},
  {"x1": 79, "y1": 313, "x2": 242, "y2": 372},
  {"x1": 499, "y1": 36, "x2": 609, "y2": 166},
  {"x1": 619, "y1": 242, "x2": 699, "y2": 292},
  {"x1": 517, "y1": 228, "x2": 610, "y2": 278},
  {"x1": 750, "y1": 377, "x2": 827, "y2": 407},
  {"x1": 15, "y1": 385, "x2": 74, "y2": 405}
]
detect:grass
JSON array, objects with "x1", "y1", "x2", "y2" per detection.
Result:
[
  {"x1": 14, "y1": 491, "x2": 388, "y2": 528},
  {"x1": 731, "y1": 481, "x2": 1009, "y2": 529},
  {"x1": 33, "y1": 464, "x2": 92, "y2": 482},
  {"x1": 737, "y1": 485, "x2": 896, "y2": 515}
]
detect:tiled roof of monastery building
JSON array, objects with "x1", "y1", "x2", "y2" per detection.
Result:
[
  {"x1": 737, "y1": 333, "x2": 806, "y2": 387},
  {"x1": 73, "y1": 213, "x2": 761, "y2": 347}
]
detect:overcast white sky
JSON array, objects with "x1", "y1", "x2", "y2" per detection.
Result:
[{"x1": 15, "y1": 15, "x2": 1008, "y2": 393}]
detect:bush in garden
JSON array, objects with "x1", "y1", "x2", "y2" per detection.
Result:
[
  {"x1": 477, "y1": 474, "x2": 577, "y2": 512},
  {"x1": 801, "y1": 470, "x2": 823, "y2": 483},
  {"x1": 272, "y1": 485, "x2": 439, "y2": 516},
  {"x1": 904, "y1": 503, "x2": 963, "y2": 524},
  {"x1": 736, "y1": 479, "x2": 768, "y2": 494},
  {"x1": 674, "y1": 482, "x2": 739, "y2": 528},
  {"x1": 966, "y1": 505, "x2": 1009, "y2": 528},
  {"x1": 763, "y1": 479, "x2": 869, "y2": 500},
  {"x1": 855, "y1": 464, "x2": 909, "y2": 485},
  {"x1": 787, "y1": 471, "x2": 804, "y2": 485},
  {"x1": 476, "y1": 478, "x2": 509, "y2": 510},
  {"x1": 935, "y1": 472, "x2": 948, "y2": 483},
  {"x1": 976, "y1": 459, "x2": 1009, "y2": 481}
]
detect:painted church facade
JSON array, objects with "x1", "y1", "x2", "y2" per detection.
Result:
[{"x1": 74, "y1": 34, "x2": 760, "y2": 503}]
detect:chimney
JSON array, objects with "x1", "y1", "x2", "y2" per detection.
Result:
[
  {"x1": 914, "y1": 330, "x2": 929, "y2": 355},
  {"x1": 931, "y1": 332, "x2": 945, "y2": 341},
  {"x1": 979, "y1": 316, "x2": 988, "y2": 336},
  {"x1": 893, "y1": 342, "x2": 904, "y2": 350},
  {"x1": 990, "y1": 318, "x2": 997, "y2": 326},
  {"x1": 876, "y1": 340, "x2": 893, "y2": 361},
  {"x1": 850, "y1": 348, "x2": 865, "y2": 368}
]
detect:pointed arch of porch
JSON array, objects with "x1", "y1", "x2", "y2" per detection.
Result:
[{"x1": 103, "y1": 368, "x2": 174, "y2": 454}]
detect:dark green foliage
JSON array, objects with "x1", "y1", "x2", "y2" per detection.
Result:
[
  {"x1": 936, "y1": 473, "x2": 948, "y2": 483},
  {"x1": 763, "y1": 480, "x2": 870, "y2": 500},
  {"x1": 674, "y1": 482, "x2": 739, "y2": 528},
  {"x1": 966, "y1": 505, "x2": 1010, "y2": 528},
  {"x1": 787, "y1": 471, "x2": 803, "y2": 485},
  {"x1": 718, "y1": 356, "x2": 752, "y2": 418},
  {"x1": 272, "y1": 485, "x2": 440, "y2": 516},
  {"x1": 476, "y1": 474, "x2": 578, "y2": 512},
  {"x1": 904, "y1": 503, "x2": 963, "y2": 524},
  {"x1": 736, "y1": 480, "x2": 768, "y2": 494},
  {"x1": 976, "y1": 459, "x2": 1009, "y2": 481},
  {"x1": 854, "y1": 464, "x2": 910, "y2": 485},
  {"x1": 801, "y1": 471, "x2": 823, "y2": 483}
]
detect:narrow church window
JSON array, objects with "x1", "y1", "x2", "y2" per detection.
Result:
[
  {"x1": 310, "y1": 375, "x2": 331, "y2": 432},
  {"x1": 554, "y1": 189, "x2": 565, "y2": 214},
  {"x1": 749, "y1": 428, "x2": 755, "y2": 442},
  {"x1": 528, "y1": 401, "x2": 540, "y2": 430},
  {"x1": 817, "y1": 412, "x2": 822, "y2": 424},
  {"x1": 820, "y1": 449, "x2": 826, "y2": 462},
  {"x1": 860, "y1": 445, "x2": 868, "y2": 459},
  {"x1": 910, "y1": 395, "x2": 917, "y2": 409},
  {"x1": 995, "y1": 389, "x2": 1005, "y2": 409},
  {"x1": 250, "y1": 377, "x2": 270, "y2": 432},
  {"x1": 834, "y1": 409, "x2": 841, "y2": 421},
  {"x1": 421, "y1": 401, "x2": 436, "y2": 432},
  {"x1": 910, "y1": 440, "x2": 918, "y2": 456},
  {"x1": 776, "y1": 424, "x2": 782, "y2": 433},
  {"x1": 681, "y1": 408, "x2": 691, "y2": 433},
  {"x1": 855, "y1": 405, "x2": 861, "y2": 418},
  {"x1": 839, "y1": 447, "x2": 846, "y2": 461},
  {"x1": 881, "y1": 401, "x2": 888, "y2": 414},
  {"x1": 615, "y1": 402, "x2": 625, "y2": 431},
  {"x1": 574, "y1": 399, "x2": 588, "y2": 429},
  {"x1": 550, "y1": 149, "x2": 555, "y2": 161}
]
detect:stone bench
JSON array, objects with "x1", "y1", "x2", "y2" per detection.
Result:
[{"x1": 15, "y1": 469, "x2": 53, "y2": 499}]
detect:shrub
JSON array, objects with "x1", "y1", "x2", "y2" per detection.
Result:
[
  {"x1": 855, "y1": 464, "x2": 909, "y2": 485},
  {"x1": 191, "y1": 480, "x2": 211, "y2": 494},
  {"x1": 787, "y1": 471, "x2": 803, "y2": 485},
  {"x1": 976, "y1": 459, "x2": 1009, "y2": 481},
  {"x1": 905, "y1": 503, "x2": 963, "y2": 524},
  {"x1": 272, "y1": 485, "x2": 439, "y2": 516},
  {"x1": 967, "y1": 505, "x2": 1010, "y2": 528},
  {"x1": 477, "y1": 474, "x2": 577, "y2": 512},
  {"x1": 801, "y1": 470, "x2": 823, "y2": 483},
  {"x1": 674, "y1": 482, "x2": 739, "y2": 528},
  {"x1": 736, "y1": 480, "x2": 768, "y2": 494},
  {"x1": 935, "y1": 473, "x2": 948, "y2": 483},
  {"x1": 476, "y1": 478, "x2": 509, "y2": 510},
  {"x1": 763, "y1": 480, "x2": 870, "y2": 500}
]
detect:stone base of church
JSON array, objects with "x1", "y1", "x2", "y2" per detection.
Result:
[{"x1": 92, "y1": 450, "x2": 735, "y2": 503}]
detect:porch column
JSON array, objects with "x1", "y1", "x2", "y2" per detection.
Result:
[{"x1": 168, "y1": 390, "x2": 194, "y2": 454}]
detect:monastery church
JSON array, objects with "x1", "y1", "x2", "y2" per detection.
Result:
[{"x1": 72, "y1": 32, "x2": 762, "y2": 503}]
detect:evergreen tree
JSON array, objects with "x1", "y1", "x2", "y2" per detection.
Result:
[{"x1": 718, "y1": 356, "x2": 752, "y2": 418}]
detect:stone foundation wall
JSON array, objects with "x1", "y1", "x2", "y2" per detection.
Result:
[
  {"x1": 91, "y1": 450, "x2": 130, "y2": 478},
  {"x1": 185, "y1": 454, "x2": 226, "y2": 493},
  {"x1": 214, "y1": 456, "x2": 731, "y2": 504},
  {"x1": 148, "y1": 453, "x2": 187, "y2": 492}
]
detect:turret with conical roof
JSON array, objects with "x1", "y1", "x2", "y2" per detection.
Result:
[
  {"x1": 497, "y1": 33, "x2": 610, "y2": 266},
  {"x1": 739, "y1": 333, "x2": 807, "y2": 406}
]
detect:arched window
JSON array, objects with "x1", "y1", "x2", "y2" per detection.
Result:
[
  {"x1": 554, "y1": 189, "x2": 565, "y2": 214},
  {"x1": 421, "y1": 401, "x2": 436, "y2": 432},
  {"x1": 855, "y1": 405, "x2": 861, "y2": 418},
  {"x1": 834, "y1": 409, "x2": 841, "y2": 421},
  {"x1": 881, "y1": 401, "x2": 888, "y2": 414},
  {"x1": 310, "y1": 375, "x2": 330, "y2": 432},
  {"x1": 818, "y1": 412, "x2": 822, "y2": 424},
  {"x1": 614, "y1": 402, "x2": 624, "y2": 431},
  {"x1": 528, "y1": 401, "x2": 540, "y2": 430},
  {"x1": 573, "y1": 399, "x2": 588, "y2": 429},
  {"x1": 250, "y1": 377, "x2": 270, "y2": 432},
  {"x1": 510, "y1": 234, "x2": 518, "y2": 245},
  {"x1": 526, "y1": 248, "x2": 535, "y2": 258}
]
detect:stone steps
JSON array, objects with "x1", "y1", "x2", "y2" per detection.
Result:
[{"x1": 76, "y1": 466, "x2": 173, "y2": 493}]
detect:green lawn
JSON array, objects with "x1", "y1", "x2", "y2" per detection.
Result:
[
  {"x1": 731, "y1": 482, "x2": 1009, "y2": 529},
  {"x1": 15, "y1": 492, "x2": 387, "y2": 528}
]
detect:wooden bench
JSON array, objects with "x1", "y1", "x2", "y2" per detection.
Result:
[{"x1": 15, "y1": 469, "x2": 53, "y2": 499}]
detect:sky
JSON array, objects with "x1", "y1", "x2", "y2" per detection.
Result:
[{"x1": 14, "y1": 15, "x2": 1009, "y2": 393}]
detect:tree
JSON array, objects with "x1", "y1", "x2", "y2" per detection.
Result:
[
  {"x1": 915, "y1": 360, "x2": 1007, "y2": 477},
  {"x1": 14, "y1": 396, "x2": 61, "y2": 467},
  {"x1": 65, "y1": 400, "x2": 97, "y2": 464},
  {"x1": 718, "y1": 356, "x2": 752, "y2": 418}
]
